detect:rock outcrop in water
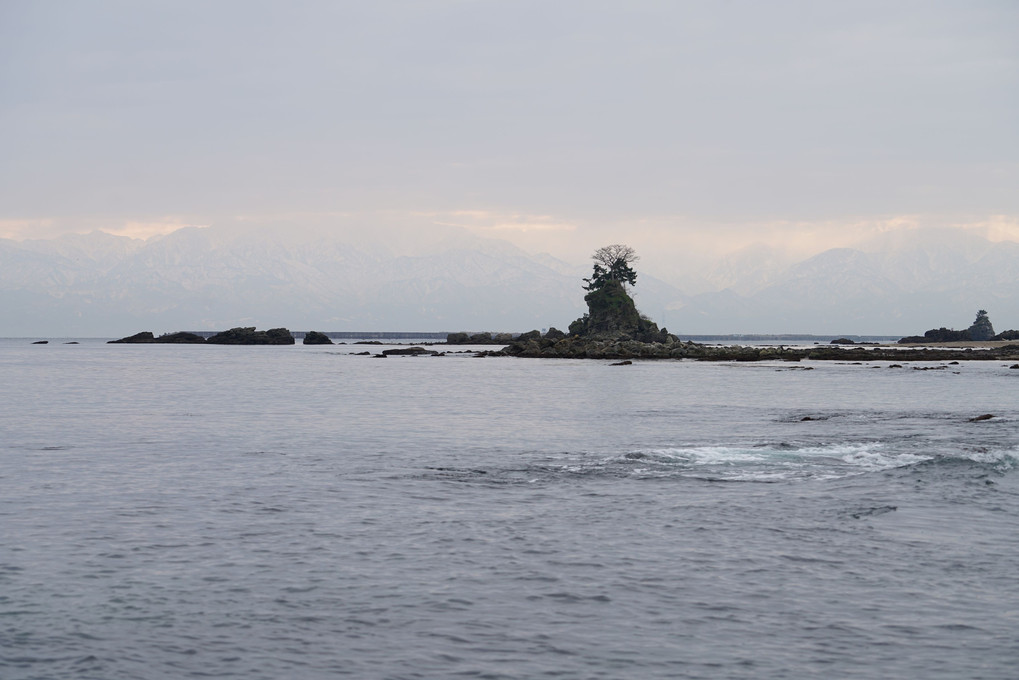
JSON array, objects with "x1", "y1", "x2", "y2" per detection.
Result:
[
  {"x1": 381, "y1": 346, "x2": 440, "y2": 356},
  {"x1": 446, "y1": 332, "x2": 514, "y2": 344},
  {"x1": 898, "y1": 310, "x2": 1018, "y2": 343},
  {"x1": 968, "y1": 310, "x2": 995, "y2": 341},
  {"x1": 302, "y1": 331, "x2": 334, "y2": 345},
  {"x1": 567, "y1": 279, "x2": 673, "y2": 344},
  {"x1": 206, "y1": 327, "x2": 295, "y2": 345},
  {"x1": 898, "y1": 327, "x2": 971, "y2": 344},
  {"x1": 500, "y1": 275, "x2": 678, "y2": 358},
  {"x1": 109, "y1": 331, "x2": 205, "y2": 343},
  {"x1": 109, "y1": 331, "x2": 157, "y2": 343},
  {"x1": 156, "y1": 331, "x2": 207, "y2": 343}
]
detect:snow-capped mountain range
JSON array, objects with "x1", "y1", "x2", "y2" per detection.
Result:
[
  {"x1": 2, "y1": 225, "x2": 1016, "y2": 337},
  {"x1": 1, "y1": 226, "x2": 602, "y2": 336}
]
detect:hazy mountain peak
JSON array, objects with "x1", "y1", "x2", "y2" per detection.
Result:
[
  {"x1": 855, "y1": 226, "x2": 998, "y2": 260},
  {"x1": 705, "y1": 241, "x2": 795, "y2": 295}
]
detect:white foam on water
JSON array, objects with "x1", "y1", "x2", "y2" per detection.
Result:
[
  {"x1": 616, "y1": 442, "x2": 934, "y2": 481},
  {"x1": 955, "y1": 446, "x2": 1019, "y2": 469},
  {"x1": 838, "y1": 447, "x2": 931, "y2": 471}
]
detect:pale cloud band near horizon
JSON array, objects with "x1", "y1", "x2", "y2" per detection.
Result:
[
  {"x1": 5, "y1": 211, "x2": 1018, "y2": 277},
  {"x1": 1, "y1": 1, "x2": 1015, "y2": 260}
]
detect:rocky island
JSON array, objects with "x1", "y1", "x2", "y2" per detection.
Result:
[
  {"x1": 470, "y1": 245, "x2": 1019, "y2": 363},
  {"x1": 898, "y1": 310, "x2": 1019, "y2": 344}
]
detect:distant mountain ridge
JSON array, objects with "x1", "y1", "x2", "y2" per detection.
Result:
[
  {"x1": 2, "y1": 225, "x2": 1017, "y2": 337},
  {"x1": 0, "y1": 226, "x2": 685, "y2": 337},
  {"x1": 669, "y1": 228, "x2": 1019, "y2": 334}
]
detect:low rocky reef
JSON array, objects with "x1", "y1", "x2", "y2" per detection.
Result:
[
  {"x1": 489, "y1": 332, "x2": 1019, "y2": 362},
  {"x1": 108, "y1": 327, "x2": 346, "y2": 345},
  {"x1": 446, "y1": 332, "x2": 516, "y2": 344},
  {"x1": 110, "y1": 327, "x2": 298, "y2": 345},
  {"x1": 109, "y1": 331, "x2": 207, "y2": 344}
]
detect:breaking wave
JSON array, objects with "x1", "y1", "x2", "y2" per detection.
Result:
[
  {"x1": 577, "y1": 442, "x2": 931, "y2": 482},
  {"x1": 426, "y1": 443, "x2": 1019, "y2": 485}
]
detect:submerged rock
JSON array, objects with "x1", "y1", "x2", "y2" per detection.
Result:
[{"x1": 381, "y1": 346, "x2": 439, "y2": 356}]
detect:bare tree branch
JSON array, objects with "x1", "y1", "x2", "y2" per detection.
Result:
[{"x1": 592, "y1": 244, "x2": 638, "y2": 269}]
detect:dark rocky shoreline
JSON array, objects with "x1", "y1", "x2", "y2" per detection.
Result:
[{"x1": 486, "y1": 332, "x2": 1019, "y2": 362}]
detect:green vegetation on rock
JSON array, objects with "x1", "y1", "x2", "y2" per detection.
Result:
[
  {"x1": 569, "y1": 279, "x2": 669, "y2": 342},
  {"x1": 968, "y1": 309, "x2": 995, "y2": 341},
  {"x1": 582, "y1": 244, "x2": 639, "y2": 292}
]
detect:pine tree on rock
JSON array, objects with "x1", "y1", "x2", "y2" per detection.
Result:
[
  {"x1": 583, "y1": 244, "x2": 639, "y2": 291},
  {"x1": 968, "y1": 310, "x2": 996, "y2": 341}
]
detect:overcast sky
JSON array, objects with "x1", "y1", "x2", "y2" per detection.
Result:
[{"x1": 1, "y1": 0, "x2": 1016, "y2": 263}]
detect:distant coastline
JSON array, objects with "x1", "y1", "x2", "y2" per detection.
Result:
[{"x1": 170, "y1": 331, "x2": 903, "y2": 343}]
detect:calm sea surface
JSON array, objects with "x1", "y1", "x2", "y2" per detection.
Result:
[{"x1": 1, "y1": 339, "x2": 1017, "y2": 679}]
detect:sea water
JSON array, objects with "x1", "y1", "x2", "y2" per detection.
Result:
[{"x1": 1, "y1": 339, "x2": 1017, "y2": 679}]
